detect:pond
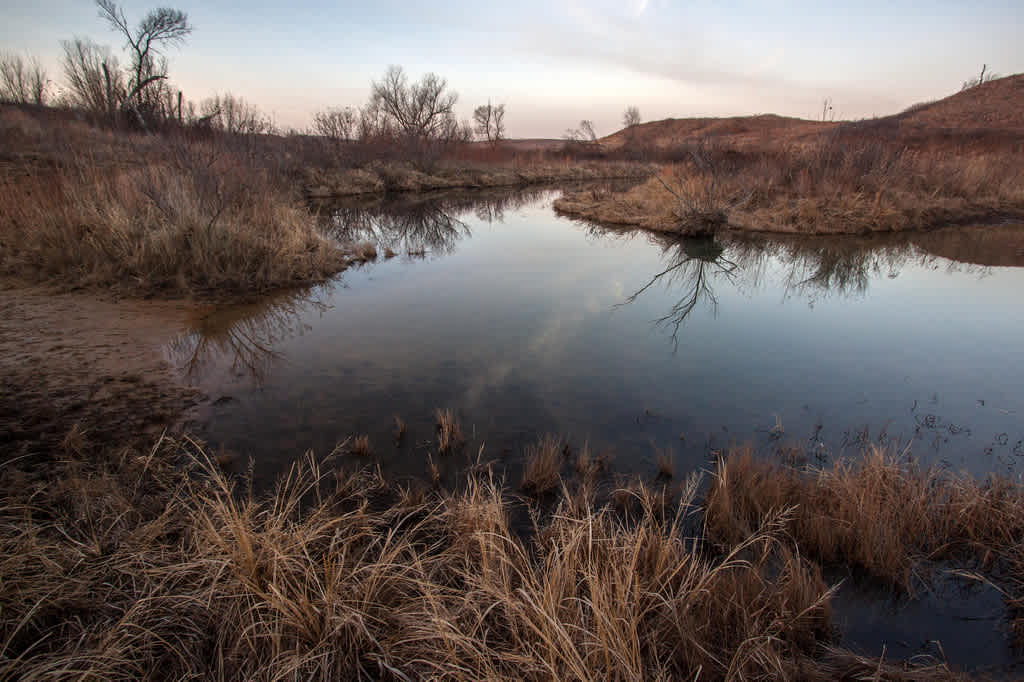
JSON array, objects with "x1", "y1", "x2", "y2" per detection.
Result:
[
  {"x1": 169, "y1": 186, "x2": 1024, "y2": 490},
  {"x1": 167, "y1": 184, "x2": 1024, "y2": 672}
]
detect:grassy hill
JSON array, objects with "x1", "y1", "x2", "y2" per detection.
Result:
[{"x1": 600, "y1": 73, "x2": 1024, "y2": 151}]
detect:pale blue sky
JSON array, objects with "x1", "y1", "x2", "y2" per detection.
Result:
[{"x1": 2, "y1": 0, "x2": 1021, "y2": 137}]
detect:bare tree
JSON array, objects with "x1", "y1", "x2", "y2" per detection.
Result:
[
  {"x1": 622, "y1": 106, "x2": 641, "y2": 129},
  {"x1": 563, "y1": 119, "x2": 599, "y2": 146},
  {"x1": 472, "y1": 101, "x2": 506, "y2": 145},
  {"x1": 61, "y1": 38, "x2": 124, "y2": 115},
  {"x1": 199, "y1": 93, "x2": 273, "y2": 135},
  {"x1": 313, "y1": 107, "x2": 357, "y2": 143},
  {"x1": 0, "y1": 53, "x2": 49, "y2": 105},
  {"x1": 369, "y1": 65, "x2": 459, "y2": 143},
  {"x1": 961, "y1": 64, "x2": 1000, "y2": 91},
  {"x1": 95, "y1": 0, "x2": 192, "y2": 122}
]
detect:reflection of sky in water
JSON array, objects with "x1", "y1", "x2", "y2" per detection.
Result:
[{"x1": 167, "y1": 190, "x2": 1024, "y2": 486}]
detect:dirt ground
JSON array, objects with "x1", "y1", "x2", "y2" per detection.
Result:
[{"x1": 0, "y1": 285, "x2": 206, "y2": 463}]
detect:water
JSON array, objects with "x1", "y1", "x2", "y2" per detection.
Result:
[
  {"x1": 167, "y1": 185, "x2": 1024, "y2": 671},
  {"x1": 168, "y1": 187, "x2": 1024, "y2": 488}
]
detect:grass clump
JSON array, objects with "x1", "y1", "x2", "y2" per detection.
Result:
[
  {"x1": 520, "y1": 434, "x2": 562, "y2": 496},
  {"x1": 705, "y1": 444, "x2": 1024, "y2": 642},
  {"x1": 351, "y1": 434, "x2": 371, "y2": 456},
  {"x1": 434, "y1": 408, "x2": 464, "y2": 454}
]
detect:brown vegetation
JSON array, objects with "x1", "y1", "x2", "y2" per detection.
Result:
[
  {"x1": 3, "y1": 430, "x2": 969, "y2": 680},
  {"x1": 705, "y1": 445, "x2": 1024, "y2": 641},
  {"x1": 558, "y1": 75, "x2": 1024, "y2": 236},
  {"x1": 520, "y1": 434, "x2": 563, "y2": 496},
  {"x1": 555, "y1": 140, "x2": 1024, "y2": 235},
  {"x1": 434, "y1": 408, "x2": 464, "y2": 454},
  {"x1": 0, "y1": 138, "x2": 347, "y2": 296}
]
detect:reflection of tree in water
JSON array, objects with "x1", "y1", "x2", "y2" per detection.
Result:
[
  {"x1": 615, "y1": 227, "x2": 1002, "y2": 348},
  {"x1": 316, "y1": 187, "x2": 550, "y2": 257},
  {"x1": 167, "y1": 287, "x2": 329, "y2": 386},
  {"x1": 728, "y1": 236, "x2": 913, "y2": 303},
  {"x1": 618, "y1": 237, "x2": 739, "y2": 350}
]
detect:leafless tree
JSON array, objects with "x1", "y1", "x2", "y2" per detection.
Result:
[
  {"x1": 313, "y1": 107, "x2": 357, "y2": 142},
  {"x1": 95, "y1": 0, "x2": 192, "y2": 123},
  {"x1": 61, "y1": 38, "x2": 125, "y2": 115},
  {"x1": 961, "y1": 64, "x2": 1000, "y2": 91},
  {"x1": 369, "y1": 65, "x2": 459, "y2": 143},
  {"x1": 472, "y1": 101, "x2": 506, "y2": 145},
  {"x1": 622, "y1": 106, "x2": 641, "y2": 129},
  {"x1": 0, "y1": 53, "x2": 49, "y2": 105},
  {"x1": 199, "y1": 93, "x2": 273, "y2": 135}
]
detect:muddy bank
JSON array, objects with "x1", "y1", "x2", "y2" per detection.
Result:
[
  {"x1": 0, "y1": 286, "x2": 202, "y2": 462},
  {"x1": 304, "y1": 160, "x2": 650, "y2": 197}
]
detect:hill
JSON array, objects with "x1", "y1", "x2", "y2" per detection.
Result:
[{"x1": 600, "y1": 73, "x2": 1024, "y2": 150}]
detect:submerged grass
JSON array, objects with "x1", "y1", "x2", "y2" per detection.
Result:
[{"x1": 434, "y1": 408, "x2": 464, "y2": 454}]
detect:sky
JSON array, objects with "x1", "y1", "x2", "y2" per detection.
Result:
[{"x1": 2, "y1": 0, "x2": 1022, "y2": 138}]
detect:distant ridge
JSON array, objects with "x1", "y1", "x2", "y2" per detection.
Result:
[{"x1": 599, "y1": 73, "x2": 1024, "y2": 149}]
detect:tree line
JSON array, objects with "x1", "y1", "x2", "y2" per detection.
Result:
[{"x1": 1, "y1": 0, "x2": 648, "y2": 155}]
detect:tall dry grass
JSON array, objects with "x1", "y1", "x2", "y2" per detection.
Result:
[
  {"x1": 4, "y1": 432, "x2": 974, "y2": 680},
  {"x1": 705, "y1": 445, "x2": 1024, "y2": 643},
  {"x1": 0, "y1": 136, "x2": 350, "y2": 296}
]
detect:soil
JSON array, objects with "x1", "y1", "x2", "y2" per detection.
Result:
[{"x1": 0, "y1": 284, "x2": 205, "y2": 464}]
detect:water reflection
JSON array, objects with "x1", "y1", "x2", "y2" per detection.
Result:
[
  {"x1": 315, "y1": 187, "x2": 552, "y2": 257},
  {"x1": 618, "y1": 237, "x2": 739, "y2": 349},
  {"x1": 612, "y1": 225, "x2": 1011, "y2": 349},
  {"x1": 167, "y1": 287, "x2": 330, "y2": 386}
]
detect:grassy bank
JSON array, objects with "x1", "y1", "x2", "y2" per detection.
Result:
[
  {"x1": 706, "y1": 446, "x2": 1024, "y2": 644},
  {"x1": 0, "y1": 147, "x2": 347, "y2": 297},
  {"x1": 554, "y1": 141, "x2": 1024, "y2": 236},
  {"x1": 304, "y1": 159, "x2": 650, "y2": 197}
]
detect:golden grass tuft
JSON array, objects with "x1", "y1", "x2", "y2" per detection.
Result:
[
  {"x1": 351, "y1": 434, "x2": 371, "y2": 456},
  {"x1": 351, "y1": 240, "x2": 378, "y2": 262},
  {"x1": 393, "y1": 415, "x2": 406, "y2": 442},
  {"x1": 520, "y1": 434, "x2": 562, "y2": 496},
  {"x1": 655, "y1": 445, "x2": 675, "y2": 480},
  {"x1": 434, "y1": 408, "x2": 464, "y2": 454}
]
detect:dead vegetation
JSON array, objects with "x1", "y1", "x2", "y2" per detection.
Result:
[
  {"x1": 434, "y1": 407, "x2": 464, "y2": 454},
  {"x1": 3, "y1": 430, "x2": 971, "y2": 681},
  {"x1": 0, "y1": 140, "x2": 347, "y2": 296},
  {"x1": 705, "y1": 445, "x2": 1024, "y2": 642},
  {"x1": 555, "y1": 139, "x2": 1024, "y2": 236},
  {"x1": 520, "y1": 434, "x2": 562, "y2": 496}
]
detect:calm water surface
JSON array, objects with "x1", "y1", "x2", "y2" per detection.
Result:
[
  {"x1": 167, "y1": 186, "x2": 1024, "y2": 670},
  {"x1": 169, "y1": 187, "x2": 1024, "y2": 486}
]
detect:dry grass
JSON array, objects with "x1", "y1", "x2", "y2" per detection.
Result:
[
  {"x1": 1, "y1": 434, "x2": 897, "y2": 681},
  {"x1": 520, "y1": 434, "x2": 563, "y2": 497},
  {"x1": 351, "y1": 240, "x2": 378, "y2": 262},
  {"x1": 705, "y1": 445, "x2": 1024, "y2": 642},
  {"x1": 0, "y1": 148, "x2": 347, "y2": 296},
  {"x1": 555, "y1": 141, "x2": 1024, "y2": 236},
  {"x1": 351, "y1": 434, "x2": 371, "y2": 456},
  {"x1": 655, "y1": 445, "x2": 675, "y2": 480},
  {"x1": 393, "y1": 415, "x2": 406, "y2": 442},
  {"x1": 434, "y1": 407, "x2": 464, "y2": 454}
]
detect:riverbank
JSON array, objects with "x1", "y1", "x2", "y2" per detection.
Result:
[
  {"x1": 554, "y1": 136, "x2": 1024, "y2": 237},
  {"x1": 304, "y1": 159, "x2": 650, "y2": 197}
]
